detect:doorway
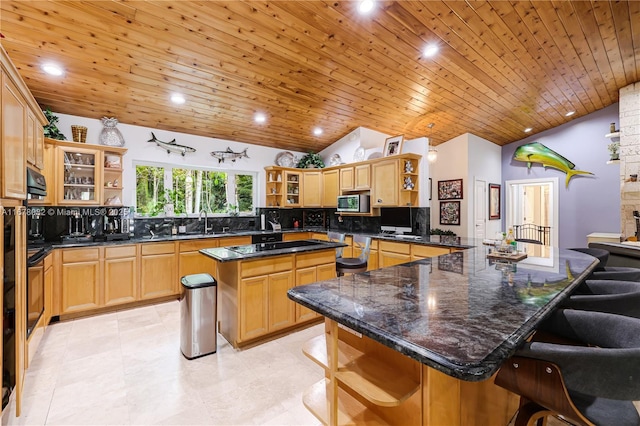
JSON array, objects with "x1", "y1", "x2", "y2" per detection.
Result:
[
  {"x1": 474, "y1": 179, "x2": 486, "y2": 240},
  {"x1": 505, "y1": 178, "x2": 559, "y2": 247}
]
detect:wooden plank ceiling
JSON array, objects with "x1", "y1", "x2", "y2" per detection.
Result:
[{"x1": 0, "y1": 1, "x2": 637, "y2": 152}]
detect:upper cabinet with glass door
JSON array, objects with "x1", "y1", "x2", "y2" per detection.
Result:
[{"x1": 57, "y1": 145, "x2": 100, "y2": 205}]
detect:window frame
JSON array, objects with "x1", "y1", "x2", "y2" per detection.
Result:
[{"x1": 133, "y1": 160, "x2": 258, "y2": 217}]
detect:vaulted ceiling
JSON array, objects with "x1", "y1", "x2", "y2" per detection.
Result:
[{"x1": 1, "y1": 1, "x2": 637, "y2": 152}]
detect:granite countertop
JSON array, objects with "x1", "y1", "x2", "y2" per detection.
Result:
[
  {"x1": 200, "y1": 239, "x2": 347, "y2": 262},
  {"x1": 27, "y1": 229, "x2": 473, "y2": 251},
  {"x1": 287, "y1": 243, "x2": 598, "y2": 382}
]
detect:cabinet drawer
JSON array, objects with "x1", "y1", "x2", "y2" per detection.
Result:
[
  {"x1": 105, "y1": 245, "x2": 137, "y2": 259},
  {"x1": 379, "y1": 240, "x2": 410, "y2": 255},
  {"x1": 296, "y1": 250, "x2": 336, "y2": 269},
  {"x1": 411, "y1": 244, "x2": 450, "y2": 258},
  {"x1": 179, "y1": 239, "x2": 218, "y2": 252},
  {"x1": 44, "y1": 252, "x2": 53, "y2": 269},
  {"x1": 62, "y1": 247, "x2": 100, "y2": 263},
  {"x1": 241, "y1": 255, "x2": 293, "y2": 278},
  {"x1": 141, "y1": 242, "x2": 175, "y2": 255}
]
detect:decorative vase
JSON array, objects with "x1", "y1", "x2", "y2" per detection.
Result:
[{"x1": 99, "y1": 117, "x2": 125, "y2": 146}]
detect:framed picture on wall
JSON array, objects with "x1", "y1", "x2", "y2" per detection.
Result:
[
  {"x1": 489, "y1": 183, "x2": 501, "y2": 220},
  {"x1": 440, "y1": 201, "x2": 460, "y2": 225},
  {"x1": 383, "y1": 135, "x2": 404, "y2": 157},
  {"x1": 438, "y1": 179, "x2": 463, "y2": 200}
]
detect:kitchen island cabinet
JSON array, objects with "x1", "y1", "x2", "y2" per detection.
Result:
[
  {"x1": 200, "y1": 239, "x2": 345, "y2": 348},
  {"x1": 288, "y1": 244, "x2": 599, "y2": 425}
]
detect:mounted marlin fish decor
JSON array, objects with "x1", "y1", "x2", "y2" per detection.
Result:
[
  {"x1": 210, "y1": 147, "x2": 249, "y2": 163},
  {"x1": 513, "y1": 142, "x2": 592, "y2": 187},
  {"x1": 148, "y1": 133, "x2": 196, "y2": 156}
]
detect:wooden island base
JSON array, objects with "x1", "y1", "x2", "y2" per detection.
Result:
[
  {"x1": 215, "y1": 248, "x2": 338, "y2": 348},
  {"x1": 302, "y1": 319, "x2": 519, "y2": 425}
]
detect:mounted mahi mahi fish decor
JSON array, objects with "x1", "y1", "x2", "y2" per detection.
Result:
[
  {"x1": 210, "y1": 147, "x2": 249, "y2": 163},
  {"x1": 513, "y1": 142, "x2": 592, "y2": 187},
  {"x1": 148, "y1": 133, "x2": 196, "y2": 156}
]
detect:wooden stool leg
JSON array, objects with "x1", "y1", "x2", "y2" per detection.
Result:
[{"x1": 515, "y1": 401, "x2": 551, "y2": 426}]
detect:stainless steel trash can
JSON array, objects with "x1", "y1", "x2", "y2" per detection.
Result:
[{"x1": 180, "y1": 273, "x2": 217, "y2": 359}]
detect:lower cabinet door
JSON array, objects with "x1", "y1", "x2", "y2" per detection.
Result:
[
  {"x1": 240, "y1": 275, "x2": 269, "y2": 341},
  {"x1": 295, "y1": 267, "x2": 320, "y2": 322},
  {"x1": 140, "y1": 253, "x2": 176, "y2": 299},
  {"x1": 268, "y1": 271, "x2": 295, "y2": 331},
  {"x1": 61, "y1": 261, "x2": 101, "y2": 313},
  {"x1": 104, "y1": 257, "x2": 137, "y2": 306}
]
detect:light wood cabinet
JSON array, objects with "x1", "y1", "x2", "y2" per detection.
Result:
[
  {"x1": 354, "y1": 164, "x2": 371, "y2": 190},
  {"x1": 411, "y1": 244, "x2": 450, "y2": 260},
  {"x1": 265, "y1": 167, "x2": 284, "y2": 208},
  {"x1": 217, "y1": 235, "x2": 251, "y2": 247},
  {"x1": 267, "y1": 271, "x2": 295, "y2": 331},
  {"x1": 26, "y1": 109, "x2": 35, "y2": 167},
  {"x1": 60, "y1": 248, "x2": 101, "y2": 314},
  {"x1": 284, "y1": 170, "x2": 302, "y2": 207},
  {"x1": 378, "y1": 240, "x2": 411, "y2": 267},
  {"x1": 1, "y1": 73, "x2": 26, "y2": 199},
  {"x1": 104, "y1": 245, "x2": 137, "y2": 306},
  {"x1": 140, "y1": 242, "x2": 177, "y2": 300},
  {"x1": 340, "y1": 167, "x2": 354, "y2": 191},
  {"x1": 218, "y1": 248, "x2": 336, "y2": 348},
  {"x1": 239, "y1": 275, "x2": 269, "y2": 341},
  {"x1": 372, "y1": 159, "x2": 399, "y2": 207},
  {"x1": 283, "y1": 232, "x2": 311, "y2": 241},
  {"x1": 35, "y1": 118, "x2": 44, "y2": 170},
  {"x1": 48, "y1": 139, "x2": 127, "y2": 206},
  {"x1": 43, "y1": 253, "x2": 53, "y2": 325},
  {"x1": 178, "y1": 239, "x2": 218, "y2": 279},
  {"x1": 56, "y1": 145, "x2": 100, "y2": 205},
  {"x1": 322, "y1": 169, "x2": 339, "y2": 207},
  {"x1": 29, "y1": 140, "x2": 56, "y2": 205},
  {"x1": 303, "y1": 170, "x2": 322, "y2": 207}
]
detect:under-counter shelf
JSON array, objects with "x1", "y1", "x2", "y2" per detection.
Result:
[
  {"x1": 303, "y1": 334, "x2": 364, "y2": 369},
  {"x1": 303, "y1": 333, "x2": 420, "y2": 407},
  {"x1": 303, "y1": 379, "x2": 386, "y2": 426},
  {"x1": 336, "y1": 355, "x2": 420, "y2": 407}
]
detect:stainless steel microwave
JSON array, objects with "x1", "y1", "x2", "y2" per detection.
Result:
[{"x1": 337, "y1": 194, "x2": 370, "y2": 213}]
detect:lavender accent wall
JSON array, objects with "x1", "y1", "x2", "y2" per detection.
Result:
[{"x1": 501, "y1": 104, "x2": 620, "y2": 248}]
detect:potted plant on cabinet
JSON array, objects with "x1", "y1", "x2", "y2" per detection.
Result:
[
  {"x1": 296, "y1": 152, "x2": 325, "y2": 169},
  {"x1": 42, "y1": 108, "x2": 67, "y2": 140}
]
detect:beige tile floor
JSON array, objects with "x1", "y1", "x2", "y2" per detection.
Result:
[
  {"x1": 2, "y1": 301, "x2": 323, "y2": 426},
  {"x1": 3, "y1": 300, "x2": 625, "y2": 426}
]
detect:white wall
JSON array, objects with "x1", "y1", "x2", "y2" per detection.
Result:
[
  {"x1": 55, "y1": 113, "x2": 307, "y2": 207},
  {"x1": 430, "y1": 133, "x2": 502, "y2": 238},
  {"x1": 467, "y1": 134, "x2": 502, "y2": 238}
]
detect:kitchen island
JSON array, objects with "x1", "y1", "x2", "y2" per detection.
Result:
[
  {"x1": 287, "y1": 243, "x2": 598, "y2": 425},
  {"x1": 200, "y1": 239, "x2": 346, "y2": 348}
]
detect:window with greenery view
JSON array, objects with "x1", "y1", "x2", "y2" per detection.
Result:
[{"x1": 135, "y1": 164, "x2": 255, "y2": 216}]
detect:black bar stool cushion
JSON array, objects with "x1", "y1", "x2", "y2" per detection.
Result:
[
  {"x1": 569, "y1": 247, "x2": 609, "y2": 271},
  {"x1": 336, "y1": 258, "x2": 367, "y2": 270}
]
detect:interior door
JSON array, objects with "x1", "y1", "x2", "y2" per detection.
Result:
[
  {"x1": 474, "y1": 179, "x2": 486, "y2": 240},
  {"x1": 505, "y1": 178, "x2": 558, "y2": 247}
]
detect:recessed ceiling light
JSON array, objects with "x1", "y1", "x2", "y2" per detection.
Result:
[
  {"x1": 170, "y1": 93, "x2": 186, "y2": 104},
  {"x1": 358, "y1": 0, "x2": 375, "y2": 14},
  {"x1": 254, "y1": 113, "x2": 266, "y2": 124},
  {"x1": 565, "y1": 111, "x2": 575, "y2": 117},
  {"x1": 41, "y1": 63, "x2": 64, "y2": 76},
  {"x1": 313, "y1": 127, "x2": 323, "y2": 136},
  {"x1": 524, "y1": 127, "x2": 533, "y2": 133},
  {"x1": 423, "y1": 44, "x2": 439, "y2": 58}
]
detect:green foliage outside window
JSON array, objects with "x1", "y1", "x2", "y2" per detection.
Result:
[{"x1": 135, "y1": 164, "x2": 254, "y2": 216}]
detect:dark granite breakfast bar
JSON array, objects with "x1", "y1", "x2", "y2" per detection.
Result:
[{"x1": 287, "y1": 243, "x2": 599, "y2": 425}]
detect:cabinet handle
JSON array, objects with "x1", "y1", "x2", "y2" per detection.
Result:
[{"x1": 378, "y1": 199, "x2": 383, "y2": 203}]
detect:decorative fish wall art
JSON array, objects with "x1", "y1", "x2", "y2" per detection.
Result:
[
  {"x1": 513, "y1": 142, "x2": 593, "y2": 187},
  {"x1": 148, "y1": 132, "x2": 196, "y2": 156},
  {"x1": 210, "y1": 147, "x2": 249, "y2": 163}
]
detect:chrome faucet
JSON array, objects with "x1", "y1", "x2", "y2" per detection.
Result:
[{"x1": 199, "y1": 209, "x2": 212, "y2": 234}]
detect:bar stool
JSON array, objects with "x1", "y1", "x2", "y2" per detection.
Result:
[
  {"x1": 327, "y1": 231, "x2": 346, "y2": 258},
  {"x1": 563, "y1": 280, "x2": 640, "y2": 319},
  {"x1": 569, "y1": 247, "x2": 640, "y2": 281},
  {"x1": 496, "y1": 309, "x2": 640, "y2": 426},
  {"x1": 336, "y1": 235, "x2": 371, "y2": 277}
]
